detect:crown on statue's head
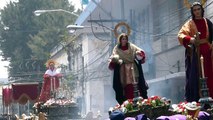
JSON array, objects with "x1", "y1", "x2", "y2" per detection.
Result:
[
  {"x1": 45, "y1": 59, "x2": 58, "y2": 68},
  {"x1": 184, "y1": 0, "x2": 206, "y2": 9}
]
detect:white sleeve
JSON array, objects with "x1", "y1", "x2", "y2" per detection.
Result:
[
  {"x1": 56, "y1": 68, "x2": 61, "y2": 74},
  {"x1": 45, "y1": 70, "x2": 51, "y2": 75}
]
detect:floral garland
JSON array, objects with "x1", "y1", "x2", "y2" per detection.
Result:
[
  {"x1": 109, "y1": 96, "x2": 171, "y2": 114},
  {"x1": 33, "y1": 98, "x2": 76, "y2": 110}
]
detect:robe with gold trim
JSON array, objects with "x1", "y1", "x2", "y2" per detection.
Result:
[
  {"x1": 39, "y1": 69, "x2": 60, "y2": 102},
  {"x1": 178, "y1": 18, "x2": 213, "y2": 102},
  {"x1": 108, "y1": 42, "x2": 148, "y2": 104}
]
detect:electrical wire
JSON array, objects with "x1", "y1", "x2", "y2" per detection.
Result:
[
  {"x1": 67, "y1": 43, "x2": 110, "y2": 76},
  {"x1": 90, "y1": 14, "x2": 111, "y2": 41}
]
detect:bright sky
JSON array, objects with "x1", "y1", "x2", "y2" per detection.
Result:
[
  {"x1": 0, "y1": 1, "x2": 10, "y2": 79},
  {"x1": 0, "y1": 56, "x2": 9, "y2": 79},
  {"x1": 0, "y1": 0, "x2": 82, "y2": 9},
  {"x1": 0, "y1": 0, "x2": 82, "y2": 79}
]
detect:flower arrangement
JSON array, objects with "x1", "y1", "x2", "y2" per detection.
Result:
[
  {"x1": 171, "y1": 101, "x2": 200, "y2": 114},
  {"x1": 171, "y1": 101, "x2": 188, "y2": 113},
  {"x1": 33, "y1": 98, "x2": 76, "y2": 109},
  {"x1": 33, "y1": 98, "x2": 77, "y2": 116},
  {"x1": 109, "y1": 96, "x2": 171, "y2": 118},
  {"x1": 171, "y1": 101, "x2": 201, "y2": 119},
  {"x1": 139, "y1": 96, "x2": 170, "y2": 108}
]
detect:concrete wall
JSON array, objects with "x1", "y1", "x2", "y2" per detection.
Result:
[
  {"x1": 147, "y1": 72, "x2": 185, "y2": 104},
  {"x1": 82, "y1": 33, "x2": 112, "y2": 113}
]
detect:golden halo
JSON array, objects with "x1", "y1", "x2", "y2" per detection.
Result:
[
  {"x1": 184, "y1": 0, "x2": 207, "y2": 9},
  {"x1": 114, "y1": 22, "x2": 131, "y2": 38},
  {"x1": 45, "y1": 59, "x2": 58, "y2": 68}
]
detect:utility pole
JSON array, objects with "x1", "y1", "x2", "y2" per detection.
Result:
[
  {"x1": 120, "y1": 0, "x2": 125, "y2": 20},
  {"x1": 81, "y1": 45, "x2": 86, "y2": 115}
]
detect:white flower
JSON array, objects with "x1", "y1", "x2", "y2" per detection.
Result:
[
  {"x1": 191, "y1": 101, "x2": 197, "y2": 106},
  {"x1": 137, "y1": 101, "x2": 142, "y2": 106},
  {"x1": 142, "y1": 99, "x2": 148, "y2": 104},
  {"x1": 138, "y1": 97, "x2": 143, "y2": 101},
  {"x1": 121, "y1": 107, "x2": 127, "y2": 113},
  {"x1": 171, "y1": 104, "x2": 178, "y2": 109},
  {"x1": 151, "y1": 96, "x2": 155, "y2": 98},
  {"x1": 123, "y1": 100, "x2": 129, "y2": 106},
  {"x1": 177, "y1": 108, "x2": 183, "y2": 113},
  {"x1": 121, "y1": 104, "x2": 125, "y2": 108}
]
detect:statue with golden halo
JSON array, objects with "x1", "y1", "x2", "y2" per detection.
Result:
[
  {"x1": 38, "y1": 59, "x2": 62, "y2": 102},
  {"x1": 108, "y1": 22, "x2": 148, "y2": 105},
  {"x1": 178, "y1": 1, "x2": 213, "y2": 105}
]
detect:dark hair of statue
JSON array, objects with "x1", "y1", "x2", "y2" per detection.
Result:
[{"x1": 190, "y1": 2, "x2": 204, "y2": 19}]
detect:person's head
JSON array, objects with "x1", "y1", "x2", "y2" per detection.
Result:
[
  {"x1": 118, "y1": 33, "x2": 128, "y2": 47},
  {"x1": 49, "y1": 62, "x2": 55, "y2": 70},
  {"x1": 190, "y1": 2, "x2": 204, "y2": 19},
  {"x1": 46, "y1": 59, "x2": 56, "y2": 70}
]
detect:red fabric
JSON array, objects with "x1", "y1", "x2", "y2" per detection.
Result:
[
  {"x1": 124, "y1": 84, "x2": 143, "y2": 99},
  {"x1": 137, "y1": 51, "x2": 145, "y2": 58},
  {"x1": 194, "y1": 18, "x2": 213, "y2": 98},
  {"x1": 121, "y1": 46, "x2": 128, "y2": 50},
  {"x1": 194, "y1": 19, "x2": 210, "y2": 55},
  {"x1": 183, "y1": 36, "x2": 191, "y2": 48},
  {"x1": 202, "y1": 51, "x2": 213, "y2": 97},
  {"x1": 2, "y1": 86, "x2": 12, "y2": 106},
  {"x1": 43, "y1": 74, "x2": 50, "y2": 79},
  {"x1": 124, "y1": 84, "x2": 134, "y2": 99},
  {"x1": 194, "y1": 19, "x2": 207, "y2": 39},
  {"x1": 108, "y1": 62, "x2": 115, "y2": 70},
  {"x1": 140, "y1": 51, "x2": 146, "y2": 63},
  {"x1": 39, "y1": 76, "x2": 60, "y2": 102},
  {"x1": 12, "y1": 83, "x2": 39, "y2": 104}
]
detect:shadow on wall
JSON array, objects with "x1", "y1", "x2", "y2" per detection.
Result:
[{"x1": 147, "y1": 72, "x2": 185, "y2": 104}]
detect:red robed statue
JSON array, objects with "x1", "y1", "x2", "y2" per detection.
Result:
[{"x1": 38, "y1": 59, "x2": 62, "y2": 102}]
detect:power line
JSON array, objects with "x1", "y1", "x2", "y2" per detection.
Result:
[
  {"x1": 68, "y1": 43, "x2": 110, "y2": 76},
  {"x1": 73, "y1": 41, "x2": 110, "y2": 62}
]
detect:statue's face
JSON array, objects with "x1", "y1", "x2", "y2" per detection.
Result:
[
  {"x1": 120, "y1": 36, "x2": 128, "y2": 46},
  {"x1": 49, "y1": 63, "x2": 55, "y2": 70},
  {"x1": 192, "y1": 5, "x2": 202, "y2": 18}
]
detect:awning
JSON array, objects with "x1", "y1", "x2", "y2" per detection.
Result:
[{"x1": 12, "y1": 82, "x2": 39, "y2": 105}]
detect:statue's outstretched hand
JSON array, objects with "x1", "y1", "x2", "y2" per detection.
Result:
[{"x1": 136, "y1": 50, "x2": 145, "y2": 63}]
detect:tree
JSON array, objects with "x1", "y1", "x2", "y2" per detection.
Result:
[{"x1": 0, "y1": 0, "x2": 79, "y2": 79}]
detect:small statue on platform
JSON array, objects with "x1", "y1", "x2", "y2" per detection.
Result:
[
  {"x1": 38, "y1": 59, "x2": 62, "y2": 102},
  {"x1": 185, "y1": 102, "x2": 200, "y2": 119}
]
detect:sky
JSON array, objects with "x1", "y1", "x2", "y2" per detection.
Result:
[
  {"x1": 0, "y1": 0, "x2": 82, "y2": 9},
  {"x1": 0, "y1": 0, "x2": 82, "y2": 79}
]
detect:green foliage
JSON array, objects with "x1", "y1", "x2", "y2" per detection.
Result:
[{"x1": 0, "y1": 0, "x2": 79, "y2": 79}]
